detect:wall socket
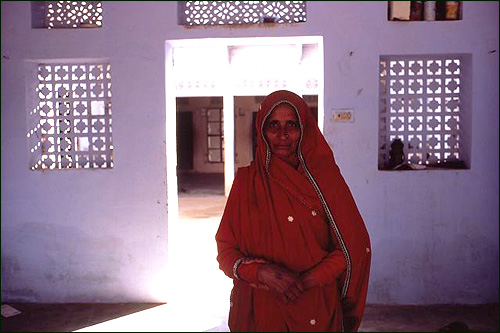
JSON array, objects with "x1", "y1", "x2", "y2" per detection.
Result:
[{"x1": 333, "y1": 108, "x2": 354, "y2": 122}]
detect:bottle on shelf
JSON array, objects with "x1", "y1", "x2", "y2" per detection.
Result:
[
  {"x1": 435, "y1": 1, "x2": 446, "y2": 20},
  {"x1": 445, "y1": 1, "x2": 460, "y2": 20},
  {"x1": 424, "y1": 1, "x2": 436, "y2": 21},
  {"x1": 410, "y1": 1, "x2": 423, "y2": 21},
  {"x1": 389, "y1": 1, "x2": 411, "y2": 21}
]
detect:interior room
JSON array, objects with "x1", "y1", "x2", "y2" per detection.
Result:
[{"x1": 1, "y1": 1, "x2": 498, "y2": 331}]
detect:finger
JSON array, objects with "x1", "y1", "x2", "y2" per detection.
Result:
[
  {"x1": 296, "y1": 280, "x2": 304, "y2": 292},
  {"x1": 277, "y1": 273, "x2": 299, "y2": 285},
  {"x1": 285, "y1": 285, "x2": 301, "y2": 303},
  {"x1": 278, "y1": 289, "x2": 292, "y2": 304},
  {"x1": 276, "y1": 280, "x2": 293, "y2": 294},
  {"x1": 266, "y1": 279, "x2": 288, "y2": 295},
  {"x1": 273, "y1": 277, "x2": 300, "y2": 294}
]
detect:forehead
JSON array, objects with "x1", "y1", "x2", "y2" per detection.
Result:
[{"x1": 267, "y1": 103, "x2": 298, "y2": 120}]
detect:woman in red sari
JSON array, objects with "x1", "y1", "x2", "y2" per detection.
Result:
[{"x1": 215, "y1": 90, "x2": 371, "y2": 332}]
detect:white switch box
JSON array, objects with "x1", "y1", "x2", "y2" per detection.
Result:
[{"x1": 333, "y1": 108, "x2": 354, "y2": 123}]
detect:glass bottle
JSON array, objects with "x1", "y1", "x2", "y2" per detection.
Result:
[{"x1": 424, "y1": 1, "x2": 436, "y2": 21}]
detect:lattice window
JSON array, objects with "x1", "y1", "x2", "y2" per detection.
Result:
[
  {"x1": 179, "y1": 1, "x2": 306, "y2": 25},
  {"x1": 27, "y1": 62, "x2": 113, "y2": 170},
  {"x1": 379, "y1": 55, "x2": 467, "y2": 170},
  {"x1": 207, "y1": 108, "x2": 224, "y2": 163},
  {"x1": 45, "y1": 1, "x2": 102, "y2": 28}
]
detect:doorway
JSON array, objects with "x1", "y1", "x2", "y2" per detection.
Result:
[
  {"x1": 164, "y1": 36, "x2": 324, "y2": 326},
  {"x1": 175, "y1": 97, "x2": 225, "y2": 196}
]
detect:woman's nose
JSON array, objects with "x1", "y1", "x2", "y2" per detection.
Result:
[{"x1": 279, "y1": 127, "x2": 288, "y2": 139}]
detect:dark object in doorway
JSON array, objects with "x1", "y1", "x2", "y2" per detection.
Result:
[{"x1": 438, "y1": 321, "x2": 472, "y2": 332}]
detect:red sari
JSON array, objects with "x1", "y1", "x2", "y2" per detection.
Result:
[{"x1": 215, "y1": 90, "x2": 371, "y2": 332}]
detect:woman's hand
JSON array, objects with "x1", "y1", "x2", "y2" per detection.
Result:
[
  {"x1": 300, "y1": 272, "x2": 319, "y2": 290},
  {"x1": 257, "y1": 263, "x2": 304, "y2": 304}
]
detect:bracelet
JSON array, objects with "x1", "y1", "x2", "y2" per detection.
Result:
[
  {"x1": 233, "y1": 257, "x2": 245, "y2": 280},
  {"x1": 233, "y1": 257, "x2": 268, "y2": 280}
]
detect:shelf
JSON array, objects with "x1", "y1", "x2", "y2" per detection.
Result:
[{"x1": 388, "y1": 1, "x2": 462, "y2": 22}]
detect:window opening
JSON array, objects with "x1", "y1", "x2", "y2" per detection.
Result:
[
  {"x1": 207, "y1": 108, "x2": 224, "y2": 163},
  {"x1": 27, "y1": 61, "x2": 113, "y2": 170},
  {"x1": 378, "y1": 54, "x2": 468, "y2": 170},
  {"x1": 179, "y1": 1, "x2": 306, "y2": 25},
  {"x1": 32, "y1": 1, "x2": 103, "y2": 29}
]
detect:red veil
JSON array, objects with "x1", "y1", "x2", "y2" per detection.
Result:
[{"x1": 216, "y1": 90, "x2": 371, "y2": 331}]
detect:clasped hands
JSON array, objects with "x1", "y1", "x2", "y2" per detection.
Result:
[{"x1": 256, "y1": 263, "x2": 317, "y2": 304}]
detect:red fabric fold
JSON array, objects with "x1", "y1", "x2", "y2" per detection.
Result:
[
  {"x1": 307, "y1": 249, "x2": 347, "y2": 287},
  {"x1": 237, "y1": 262, "x2": 260, "y2": 284}
]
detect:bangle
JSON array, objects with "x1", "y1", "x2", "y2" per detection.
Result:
[
  {"x1": 233, "y1": 257, "x2": 269, "y2": 280},
  {"x1": 233, "y1": 257, "x2": 245, "y2": 280}
]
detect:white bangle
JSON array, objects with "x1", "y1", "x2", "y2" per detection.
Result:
[{"x1": 233, "y1": 257, "x2": 245, "y2": 280}]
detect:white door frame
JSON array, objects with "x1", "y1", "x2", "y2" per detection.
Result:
[{"x1": 164, "y1": 37, "x2": 324, "y2": 299}]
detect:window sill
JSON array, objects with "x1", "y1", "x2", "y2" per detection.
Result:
[{"x1": 379, "y1": 161, "x2": 468, "y2": 171}]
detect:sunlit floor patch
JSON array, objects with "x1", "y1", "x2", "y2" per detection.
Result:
[
  {"x1": 73, "y1": 301, "x2": 228, "y2": 332},
  {"x1": 76, "y1": 208, "x2": 232, "y2": 332}
]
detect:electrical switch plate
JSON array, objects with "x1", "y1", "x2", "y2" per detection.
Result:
[{"x1": 333, "y1": 108, "x2": 354, "y2": 123}]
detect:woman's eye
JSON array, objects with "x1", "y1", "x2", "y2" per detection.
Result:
[{"x1": 287, "y1": 121, "x2": 298, "y2": 128}]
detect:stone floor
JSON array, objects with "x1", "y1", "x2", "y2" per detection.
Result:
[{"x1": 177, "y1": 172, "x2": 225, "y2": 196}]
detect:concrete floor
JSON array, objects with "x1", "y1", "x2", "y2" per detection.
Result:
[
  {"x1": 2, "y1": 175, "x2": 498, "y2": 332},
  {"x1": 1, "y1": 301, "x2": 498, "y2": 332}
]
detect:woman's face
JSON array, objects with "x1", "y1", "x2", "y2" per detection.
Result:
[{"x1": 264, "y1": 103, "x2": 301, "y2": 166}]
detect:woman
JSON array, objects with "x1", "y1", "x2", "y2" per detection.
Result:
[{"x1": 215, "y1": 90, "x2": 371, "y2": 332}]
